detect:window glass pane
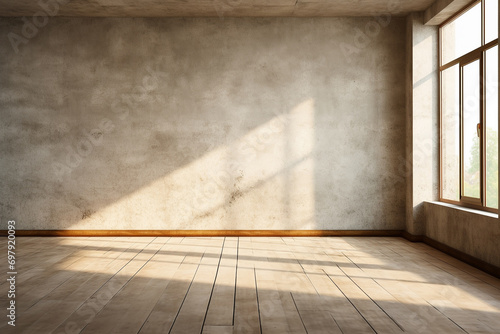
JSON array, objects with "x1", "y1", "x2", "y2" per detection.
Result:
[
  {"x1": 441, "y1": 2, "x2": 481, "y2": 65},
  {"x1": 442, "y1": 65, "x2": 460, "y2": 201},
  {"x1": 485, "y1": 0, "x2": 499, "y2": 44},
  {"x1": 462, "y1": 59, "x2": 481, "y2": 198},
  {"x1": 486, "y1": 46, "x2": 498, "y2": 208}
]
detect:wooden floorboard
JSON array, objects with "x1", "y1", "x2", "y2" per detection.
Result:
[
  {"x1": 233, "y1": 239, "x2": 261, "y2": 334},
  {"x1": 0, "y1": 236, "x2": 499, "y2": 333}
]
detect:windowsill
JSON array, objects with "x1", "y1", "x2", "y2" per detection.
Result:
[{"x1": 426, "y1": 201, "x2": 499, "y2": 219}]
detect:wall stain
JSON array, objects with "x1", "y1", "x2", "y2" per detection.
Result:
[
  {"x1": 81, "y1": 209, "x2": 93, "y2": 219},
  {"x1": 228, "y1": 189, "x2": 243, "y2": 205}
]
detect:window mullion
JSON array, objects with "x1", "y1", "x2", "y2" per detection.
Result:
[
  {"x1": 481, "y1": 0, "x2": 486, "y2": 45},
  {"x1": 460, "y1": 64, "x2": 464, "y2": 199},
  {"x1": 480, "y1": 53, "x2": 486, "y2": 206}
]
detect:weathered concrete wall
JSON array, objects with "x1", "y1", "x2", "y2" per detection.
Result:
[
  {"x1": 425, "y1": 202, "x2": 500, "y2": 268},
  {"x1": 406, "y1": 13, "x2": 439, "y2": 236},
  {"x1": 0, "y1": 17, "x2": 406, "y2": 230}
]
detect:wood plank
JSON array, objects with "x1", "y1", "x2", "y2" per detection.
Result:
[
  {"x1": 205, "y1": 237, "x2": 238, "y2": 326},
  {"x1": 203, "y1": 325, "x2": 234, "y2": 334},
  {"x1": 169, "y1": 238, "x2": 225, "y2": 334},
  {"x1": 233, "y1": 238, "x2": 261, "y2": 334},
  {"x1": 270, "y1": 241, "x2": 317, "y2": 334},
  {"x1": 138, "y1": 239, "x2": 205, "y2": 333},
  {"x1": 253, "y1": 237, "x2": 303, "y2": 334},
  {"x1": 296, "y1": 309, "x2": 343, "y2": 334}
]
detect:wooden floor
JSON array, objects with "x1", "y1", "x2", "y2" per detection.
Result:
[{"x1": 1, "y1": 237, "x2": 500, "y2": 334}]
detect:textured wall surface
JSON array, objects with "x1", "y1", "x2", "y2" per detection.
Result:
[
  {"x1": 406, "y1": 13, "x2": 439, "y2": 236},
  {"x1": 425, "y1": 202, "x2": 500, "y2": 268},
  {"x1": 0, "y1": 17, "x2": 406, "y2": 230}
]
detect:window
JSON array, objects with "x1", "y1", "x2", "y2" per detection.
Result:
[{"x1": 440, "y1": 0, "x2": 499, "y2": 212}]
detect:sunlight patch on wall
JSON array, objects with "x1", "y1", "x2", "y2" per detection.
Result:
[{"x1": 70, "y1": 99, "x2": 316, "y2": 230}]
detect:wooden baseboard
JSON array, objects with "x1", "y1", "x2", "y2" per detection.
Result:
[
  {"x1": 422, "y1": 236, "x2": 500, "y2": 279},
  {"x1": 402, "y1": 231, "x2": 500, "y2": 279},
  {"x1": 401, "y1": 231, "x2": 424, "y2": 242},
  {"x1": 0, "y1": 229, "x2": 404, "y2": 237}
]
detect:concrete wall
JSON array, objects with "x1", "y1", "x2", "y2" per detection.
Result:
[
  {"x1": 0, "y1": 17, "x2": 406, "y2": 230},
  {"x1": 425, "y1": 202, "x2": 500, "y2": 268},
  {"x1": 406, "y1": 13, "x2": 439, "y2": 236}
]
